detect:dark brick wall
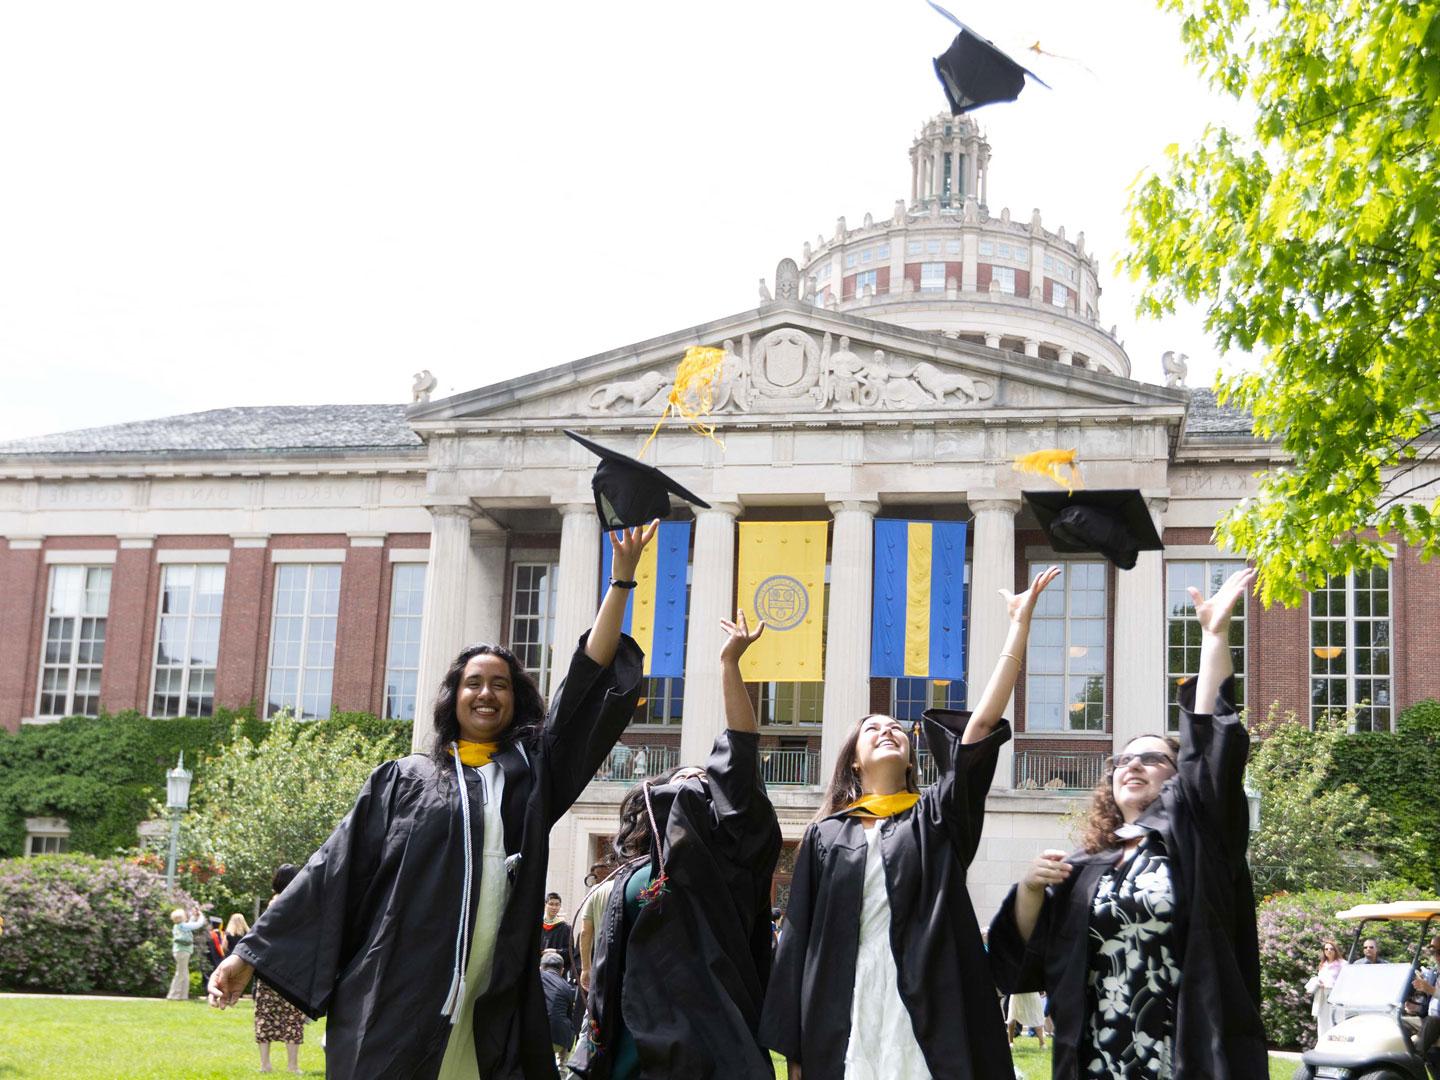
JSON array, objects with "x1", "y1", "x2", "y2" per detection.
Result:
[{"x1": 0, "y1": 543, "x2": 43, "y2": 731}]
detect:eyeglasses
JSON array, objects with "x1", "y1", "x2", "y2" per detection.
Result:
[{"x1": 1108, "y1": 751, "x2": 1177, "y2": 771}]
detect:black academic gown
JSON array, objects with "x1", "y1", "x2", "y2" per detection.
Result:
[
  {"x1": 987, "y1": 677, "x2": 1267, "y2": 1079},
  {"x1": 540, "y1": 920, "x2": 574, "y2": 978},
  {"x1": 233, "y1": 632, "x2": 643, "y2": 1080},
  {"x1": 759, "y1": 714, "x2": 1014, "y2": 1080},
  {"x1": 570, "y1": 728, "x2": 782, "y2": 1080}
]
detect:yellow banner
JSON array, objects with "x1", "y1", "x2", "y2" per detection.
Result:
[{"x1": 737, "y1": 522, "x2": 828, "y2": 682}]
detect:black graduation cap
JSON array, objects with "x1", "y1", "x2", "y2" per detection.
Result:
[
  {"x1": 927, "y1": 1, "x2": 1049, "y2": 114},
  {"x1": 1023, "y1": 489, "x2": 1164, "y2": 571},
  {"x1": 564, "y1": 430, "x2": 711, "y2": 530}
]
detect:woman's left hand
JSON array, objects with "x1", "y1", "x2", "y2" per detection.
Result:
[
  {"x1": 720, "y1": 610, "x2": 765, "y2": 665},
  {"x1": 1187, "y1": 566, "x2": 1256, "y2": 637},
  {"x1": 609, "y1": 520, "x2": 660, "y2": 582},
  {"x1": 1001, "y1": 565, "x2": 1061, "y2": 626}
]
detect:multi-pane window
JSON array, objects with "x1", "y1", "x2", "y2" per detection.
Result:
[
  {"x1": 25, "y1": 822, "x2": 70, "y2": 856},
  {"x1": 151, "y1": 564, "x2": 225, "y2": 717},
  {"x1": 890, "y1": 678, "x2": 965, "y2": 721},
  {"x1": 920, "y1": 262, "x2": 946, "y2": 292},
  {"x1": 855, "y1": 269, "x2": 878, "y2": 295},
  {"x1": 510, "y1": 562, "x2": 559, "y2": 686},
  {"x1": 760, "y1": 681, "x2": 823, "y2": 725},
  {"x1": 1025, "y1": 561, "x2": 1107, "y2": 731},
  {"x1": 383, "y1": 564, "x2": 427, "y2": 721},
  {"x1": 1311, "y1": 566, "x2": 1392, "y2": 731},
  {"x1": 1166, "y1": 560, "x2": 1246, "y2": 731},
  {"x1": 265, "y1": 564, "x2": 341, "y2": 719},
  {"x1": 993, "y1": 266, "x2": 1017, "y2": 295},
  {"x1": 37, "y1": 565, "x2": 113, "y2": 717},
  {"x1": 1052, "y1": 282, "x2": 1069, "y2": 308},
  {"x1": 636, "y1": 676, "x2": 684, "y2": 725}
]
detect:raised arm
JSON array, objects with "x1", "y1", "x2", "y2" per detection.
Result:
[
  {"x1": 720, "y1": 610, "x2": 765, "y2": 734},
  {"x1": 585, "y1": 520, "x2": 659, "y2": 667},
  {"x1": 964, "y1": 565, "x2": 1061, "y2": 743},
  {"x1": 1189, "y1": 566, "x2": 1254, "y2": 714}
]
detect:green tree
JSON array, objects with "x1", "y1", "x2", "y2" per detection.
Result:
[
  {"x1": 1124, "y1": 0, "x2": 1440, "y2": 607},
  {"x1": 1247, "y1": 706, "x2": 1420, "y2": 892},
  {"x1": 179, "y1": 711, "x2": 406, "y2": 914}
]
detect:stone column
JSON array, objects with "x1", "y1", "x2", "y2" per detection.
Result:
[
  {"x1": 413, "y1": 503, "x2": 476, "y2": 752},
  {"x1": 463, "y1": 526, "x2": 508, "y2": 648},
  {"x1": 984, "y1": 333, "x2": 1001, "y2": 350},
  {"x1": 1112, "y1": 499, "x2": 1167, "y2": 751},
  {"x1": 680, "y1": 502, "x2": 739, "y2": 765},
  {"x1": 966, "y1": 497, "x2": 1020, "y2": 789},
  {"x1": 931, "y1": 141, "x2": 943, "y2": 204},
  {"x1": 950, "y1": 148, "x2": 963, "y2": 204},
  {"x1": 548, "y1": 502, "x2": 603, "y2": 699},
  {"x1": 821, "y1": 500, "x2": 878, "y2": 781},
  {"x1": 910, "y1": 150, "x2": 919, "y2": 204}
]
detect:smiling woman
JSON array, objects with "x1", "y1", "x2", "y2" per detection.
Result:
[
  {"x1": 206, "y1": 523, "x2": 659, "y2": 1080},
  {"x1": 989, "y1": 568, "x2": 1269, "y2": 1080},
  {"x1": 761, "y1": 566, "x2": 1061, "y2": 1080}
]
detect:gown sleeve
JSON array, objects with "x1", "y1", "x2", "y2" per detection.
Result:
[
  {"x1": 1174, "y1": 674, "x2": 1250, "y2": 861},
  {"x1": 758, "y1": 823, "x2": 820, "y2": 1063},
  {"x1": 987, "y1": 880, "x2": 1062, "y2": 994},
  {"x1": 541, "y1": 630, "x2": 644, "y2": 818},
  {"x1": 917, "y1": 710, "x2": 1012, "y2": 865},
  {"x1": 702, "y1": 729, "x2": 777, "y2": 852},
  {"x1": 231, "y1": 759, "x2": 401, "y2": 1018}
]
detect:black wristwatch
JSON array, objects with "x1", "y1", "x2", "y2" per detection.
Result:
[{"x1": 610, "y1": 578, "x2": 638, "y2": 590}]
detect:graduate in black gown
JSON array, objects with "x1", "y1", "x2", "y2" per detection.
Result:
[
  {"x1": 207, "y1": 522, "x2": 658, "y2": 1080},
  {"x1": 760, "y1": 566, "x2": 1061, "y2": 1080},
  {"x1": 569, "y1": 609, "x2": 781, "y2": 1080},
  {"x1": 987, "y1": 567, "x2": 1267, "y2": 1079}
]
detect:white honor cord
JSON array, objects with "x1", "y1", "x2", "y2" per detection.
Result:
[{"x1": 441, "y1": 744, "x2": 474, "y2": 1022}]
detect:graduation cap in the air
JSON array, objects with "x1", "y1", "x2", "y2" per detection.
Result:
[
  {"x1": 927, "y1": 1, "x2": 1050, "y2": 114},
  {"x1": 1023, "y1": 489, "x2": 1164, "y2": 571},
  {"x1": 564, "y1": 430, "x2": 711, "y2": 531}
]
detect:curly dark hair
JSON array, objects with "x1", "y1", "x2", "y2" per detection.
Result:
[
  {"x1": 1078, "y1": 733, "x2": 1180, "y2": 853},
  {"x1": 612, "y1": 767, "x2": 686, "y2": 861},
  {"x1": 427, "y1": 643, "x2": 546, "y2": 773},
  {"x1": 815, "y1": 714, "x2": 920, "y2": 822}
]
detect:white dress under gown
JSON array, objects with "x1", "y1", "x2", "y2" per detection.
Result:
[
  {"x1": 844, "y1": 824, "x2": 932, "y2": 1080},
  {"x1": 438, "y1": 760, "x2": 509, "y2": 1080}
]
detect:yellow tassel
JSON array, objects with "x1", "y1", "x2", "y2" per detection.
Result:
[
  {"x1": 1012, "y1": 448, "x2": 1083, "y2": 493},
  {"x1": 639, "y1": 346, "x2": 728, "y2": 458}
]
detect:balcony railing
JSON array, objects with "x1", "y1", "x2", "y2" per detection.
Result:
[
  {"x1": 1012, "y1": 749, "x2": 1108, "y2": 792},
  {"x1": 761, "y1": 748, "x2": 820, "y2": 787},
  {"x1": 914, "y1": 748, "x2": 1108, "y2": 792},
  {"x1": 594, "y1": 744, "x2": 680, "y2": 783}
]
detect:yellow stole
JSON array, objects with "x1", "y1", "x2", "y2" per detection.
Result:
[
  {"x1": 845, "y1": 792, "x2": 920, "y2": 818},
  {"x1": 448, "y1": 740, "x2": 499, "y2": 767}
]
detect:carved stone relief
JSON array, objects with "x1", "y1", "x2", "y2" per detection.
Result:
[{"x1": 583, "y1": 330, "x2": 996, "y2": 416}]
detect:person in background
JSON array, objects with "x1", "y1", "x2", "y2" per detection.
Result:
[
  {"x1": 540, "y1": 893, "x2": 574, "y2": 980},
  {"x1": 224, "y1": 913, "x2": 250, "y2": 956},
  {"x1": 1354, "y1": 938, "x2": 1381, "y2": 964},
  {"x1": 540, "y1": 950, "x2": 578, "y2": 1065},
  {"x1": 1410, "y1": 936, "x2": 1440, "y2": 1080},
  {"x1": 204, "y1": 916, "x2": 228, "y2": 973},
  {"x1": 167, "y1": 906, "x2": 207, "y2": 1000},
  {"x1": 577, "y1": 863, "x2": 616, "y2": 995},
  {"x1": 1309, "y1": 940, "x2": 1345, "y2": 1040},
  {"x1": 253, "y1": 864, "x2": 307, "y2": 1075},
  {"x1": 1006, "y1": 990, "x2": 1046, "y2": 1050}
]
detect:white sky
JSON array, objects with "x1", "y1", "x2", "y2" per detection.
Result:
[{"x1": 0, "y1": 1, "x2": 1254, "y2": 441}]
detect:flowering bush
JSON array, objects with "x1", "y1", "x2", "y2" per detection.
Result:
[
  {"x1": 1256, "y1": 880, "x2": 1413, "y2": 1049},
  {"x1": 0, "y1": 854, "x2": 195, "y2": 995}
]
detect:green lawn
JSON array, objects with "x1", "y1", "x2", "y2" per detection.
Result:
[{"x1": 0, "y1": 996, "x2": 1300, "y2": 1080}]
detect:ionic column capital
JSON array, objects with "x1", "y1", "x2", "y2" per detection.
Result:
[
  {"x1": 968, "y1": 495, "x2": 1022, "y2": 517},
  {"x1": 826, "y1": 497, "x2": 881, "y2": 517}
]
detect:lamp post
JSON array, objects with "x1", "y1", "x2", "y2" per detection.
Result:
[
  {"x1": 165, "y1": 753, "x2": 193, "y2": 889},
  {"x1": 1244, "y1": 775, "x2": 1262, "y2": 834}
]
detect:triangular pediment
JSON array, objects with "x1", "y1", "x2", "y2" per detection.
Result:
[{"x1": 407, "y1": 301, "x2": 1188, "y2": 432}]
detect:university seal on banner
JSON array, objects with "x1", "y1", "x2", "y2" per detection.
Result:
[{"x1": 754, "y1": 575, "x2": 809, "y2": 630}]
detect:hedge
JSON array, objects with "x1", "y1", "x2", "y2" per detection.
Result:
[
  {"x1": 0, "y1": 854, "x2": 196, "y2": 995},
  {"x1": 0, "y1": 708, "x2": 411, "y2": 860}
]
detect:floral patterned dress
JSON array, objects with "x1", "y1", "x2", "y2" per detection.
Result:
[{"x1": 1082, "y1": 832, "x2": 1180, "y2": 1078}]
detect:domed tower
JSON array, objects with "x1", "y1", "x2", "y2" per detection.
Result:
[{"x1": 796, "y1": 114, "x2": 1130, "y2": 378}]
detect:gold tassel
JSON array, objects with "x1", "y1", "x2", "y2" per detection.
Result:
[
  {"x1": 639, "y1": 346, "x2": 727, "y2": 458},
  {"x1": 1012, "y1": 448, "x2": 1083, "y2": 492}
]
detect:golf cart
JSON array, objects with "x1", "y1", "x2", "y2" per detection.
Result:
[{"x1": 1294, "y1": 900, "x2": 1440, "y2": 1080}]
